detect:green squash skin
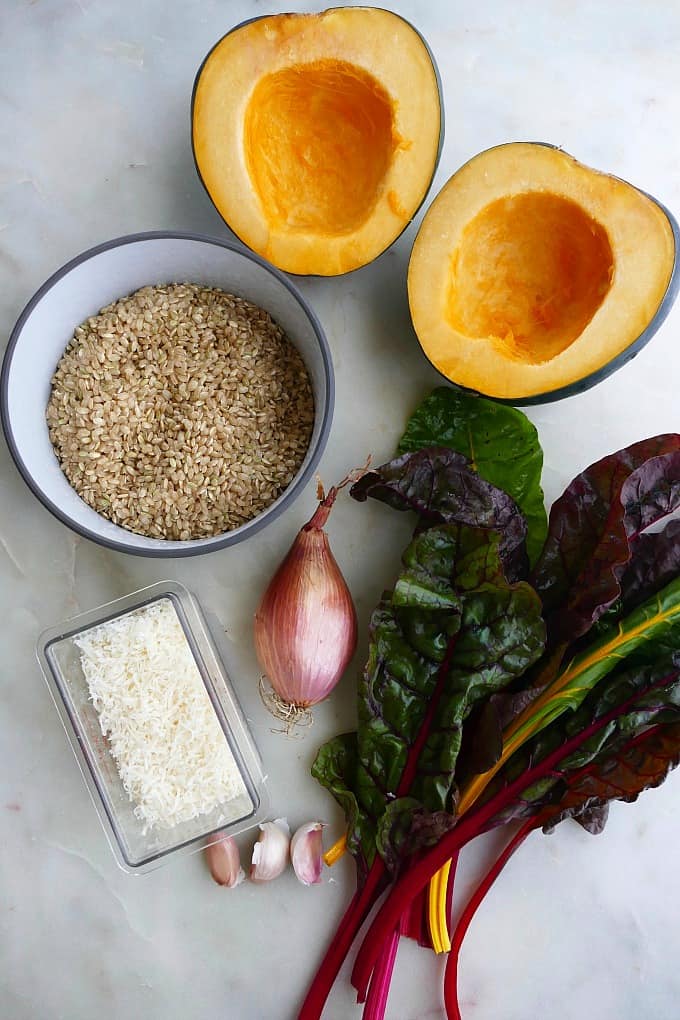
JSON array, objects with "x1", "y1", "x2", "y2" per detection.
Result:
[
  {"x1": 190, "y1": 8, "x2": 445, "y2": 279},
  {"x1": 415, "y1": 142, "x2": 680, "y2": 407}
]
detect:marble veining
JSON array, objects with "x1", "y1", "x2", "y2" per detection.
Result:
[{"x1": 2, "y1": 2, "x2": 680, "y2": 1018}]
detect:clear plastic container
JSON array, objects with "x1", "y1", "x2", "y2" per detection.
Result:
[{"x1": 37, "y1": 580, "x2": 268, "y2": 874}]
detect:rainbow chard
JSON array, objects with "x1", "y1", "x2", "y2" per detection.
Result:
[
  {"x1": 303, "y1": 385, "x2": 680, "y2": 1020},
  {"x1": 350, "y1": 645, "x2": 680, "y2": 1009},
  {"x1": 463, "y1": 432, "x2": 680, "y2": 785},
  {"x1": 443, "y1": 655, "x2": 680, "y2": 1019},
  {"x1": 311, "y1": 497, "x2": 546, "y2": 888},
  {"x1": 305, "y1": 503, "x2": 545, "y2": 1018}
]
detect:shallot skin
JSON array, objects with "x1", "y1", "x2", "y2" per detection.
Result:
[{"x1": 254, "y1": 501, "x2": 358, "y2": 708}]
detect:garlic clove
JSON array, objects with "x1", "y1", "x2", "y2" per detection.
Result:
[
  {"x1": 291, "y1": 821, "x2": 325, "y2": 886},
  {"x1": 250, "y1": 817, "x2": 291, "y2": 882},
  {"x1": 205, "y1": 835, "x2": 245, "y2": 888}
]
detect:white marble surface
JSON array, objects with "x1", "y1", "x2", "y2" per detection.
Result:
[{"x1": 2, "y1": 2, "x2": 680, "y2": 1018}]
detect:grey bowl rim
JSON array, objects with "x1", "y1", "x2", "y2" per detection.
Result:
[{"x1": 0, "y1": 230, "x2": 335, "y2": 558}]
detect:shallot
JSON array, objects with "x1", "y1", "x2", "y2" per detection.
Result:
[{"x1": 254, "y1": 467, "x2": 367, "y2": 723}]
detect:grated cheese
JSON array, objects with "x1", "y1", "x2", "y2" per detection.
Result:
[{"x1": 75, "y1": 598, "x2": 247, "y2": 831}]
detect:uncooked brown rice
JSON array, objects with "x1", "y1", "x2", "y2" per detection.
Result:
[{"x1": 46, "y1": 284, "x2": 315, "y2": 540}]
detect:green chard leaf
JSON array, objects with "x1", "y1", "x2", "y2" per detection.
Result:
[
  {"x1": 310, "y1": 733, "x2": 375, "y2": 879},
  {"x1": 375, "y1": 798, "x2": 457, "y2": 874},
  {"x1": 350, "y1": 524, "x2": 545, "y2": 870},
  {"x1": 398, "y1": 387, "x2": 547, "y2": 565}
]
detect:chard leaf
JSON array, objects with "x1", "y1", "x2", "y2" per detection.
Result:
[
  {"x1": 353, "y1": 524, "x2": 545, "y2": 866},
  {"x1": 406, "y1": 582, "x2": 546, "y2": 812},
  {"x1": 400, "y1": 523, "x2": 508, "y2": 594},
  {"x1": 530, "y1": 436, "x2": 680, "y2": 647},
  {"x1": 376, "y1": 798, "x2": 457, "y2": 875},
  {"x1": 569, "y1": 803, "x2": 610, "y2": 835},
  {"x1": 542, "y1": 722, "x2": 680, "y2": 833},
  {"x1": 351, "y1": 447, "x2": 528, "y2": 580},
  {"x1": 311, "y1": 733, "x2": 375, "y2": 880},
  {"x1": 485, "y1": 655, "x2": 680, "y2": 829},
  {"x1": 620, "y1": 519, "x2": 680, "y2": 614},
  {"x1": 507, "y1": 576, "x2": 680, "y2": 751},
  {"x1": 464, "y1": 444, "x2": 680, "y2": 784},
  {"x1": 398, "y1": 387, "x2": 547, "y2": 565}
]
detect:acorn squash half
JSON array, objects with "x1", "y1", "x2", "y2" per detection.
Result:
[
  {"x1": 408, "y1": 143, "x2": 679, "y2": 403},
  {"x1": 191, "y1": 8, "x2": 443, "y2": 276}
]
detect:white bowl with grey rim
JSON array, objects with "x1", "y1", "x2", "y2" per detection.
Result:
[{"x1": 1, "y1": 232, "x2": 334, "y2": 556}]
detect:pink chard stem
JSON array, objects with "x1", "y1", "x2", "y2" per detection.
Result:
[{"x1": 362, "y1": 925, "x2": 401, "y2": 1020}]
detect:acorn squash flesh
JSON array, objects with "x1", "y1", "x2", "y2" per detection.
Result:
[
  {"x1": 192, "y1": 8, "x2": 443, "y2": 276},
  {"x1": 408, "y1": 143, "x2": 678, "y2": 402}
]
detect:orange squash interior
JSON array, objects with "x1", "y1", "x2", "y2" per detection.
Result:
[
  {"x1": 244, "y1": 60, "x2": 397, "y2": 236},
  {"x1": 447, "y1": 193, "x2": 614, "y2": 364},
  {"x1": 408, "y1": 143, "x2": 676, "y2": 400}
]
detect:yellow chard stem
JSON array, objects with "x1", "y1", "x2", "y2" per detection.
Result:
[
  {"x1": 428, "y1": 860, "x2": 452, "y2": 953},
  {"x1": 323, "y1": 834, "x2": 347, "y2": 867}
]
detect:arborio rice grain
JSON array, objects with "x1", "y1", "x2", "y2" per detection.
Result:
[{"x1": 46, "y1": 284, "x2": 315, "y2": 540}]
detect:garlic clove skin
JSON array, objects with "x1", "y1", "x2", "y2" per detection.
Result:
[
  {"x1": 205, "y1": 835, "x2": 245, "y2": 888},
  {"x1": 250, "y1": 817, "x2": 291, "y2": 882},
  {"x1": 290, "y1": 821, "x2": 325, "y2": 886}
]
